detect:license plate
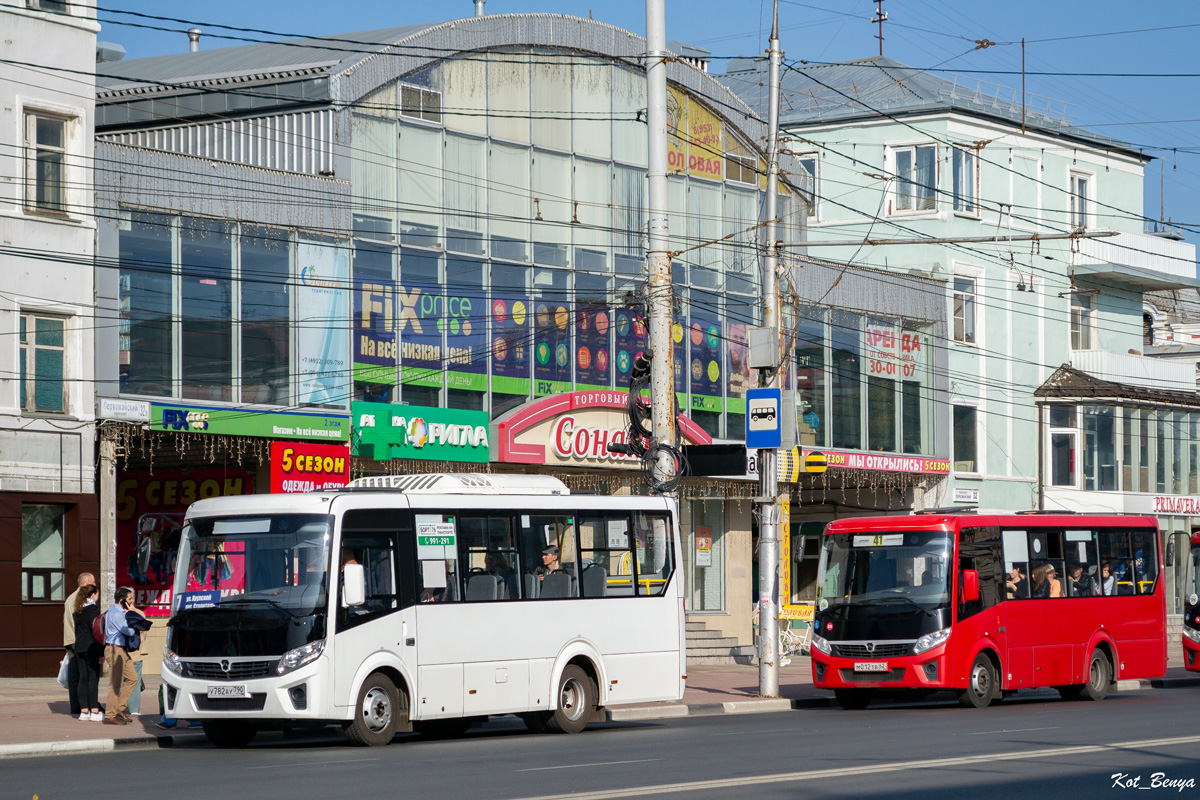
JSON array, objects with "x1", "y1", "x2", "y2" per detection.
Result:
[
  {"x1": 853, "y1": 661, "x2": 889, "y2": 673},
  {"x1": 207, "y1": 684, "x2": 248, "y2": 699}
]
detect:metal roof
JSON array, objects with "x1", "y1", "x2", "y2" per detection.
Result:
[
  {"x1": 1035, "y1": 365, "x2": 1200, "y2": 406},
  {"x1": 715, "y1": 56, "x2": 1145, "y2": 160},
  {"x1": 96, "y1": 24, "x2": 437, "y2": 95}
]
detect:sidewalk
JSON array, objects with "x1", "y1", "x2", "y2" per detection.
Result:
[{"x1": 2, "y1": 655, "x2": 1196, "y2": 759}]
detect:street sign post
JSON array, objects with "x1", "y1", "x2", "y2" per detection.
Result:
[{"x1": 745, "y1": 387, "x2": 782, "y2": 449}]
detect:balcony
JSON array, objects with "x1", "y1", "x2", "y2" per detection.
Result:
[
  {"x1": 1074, "y1": 230, "x2": 1198, "y2": 290},
  {"x1": 1071, "y1": 349, "x2": 1195, "y2": 393}
]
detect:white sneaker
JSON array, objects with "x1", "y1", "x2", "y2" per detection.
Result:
[
  {"x1": 78, "y1": 712, "x2": 89, "y2": 721},
  {"x1": 90, "y1": 711, "x2": 103, "y2": 722},
  {"x1": 129, "y1": 712, "x2": 140, "y2": 716}
]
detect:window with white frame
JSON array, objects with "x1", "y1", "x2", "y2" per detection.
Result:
[
  {"x1": 952, "y1": 276, "x2": 977, "y2": 344},
  {"x1": 400, "y1": 84, "x2": 442, "y2": 124},
  {"x1": 952, "y1": 146, "x2": 977, "y2": 215},
  {"x1": 22, "y1": 503, "x2": 66, "y2": 602},
  {"x1": 28, "y1": 0, "x2": 69, "y2": 12},
  {"x1": 25, "y1": 112, "x2": 70, "y2": 214},
  {"x1": 1070, "y1": 292, "x2": 1095, "y2": 350},
  {"x1": 725, "y1": 136, "x2": 756, "y2": 185},
  {"x1": 953, "y1": 405, "x2": 978, "y2": 473},
  {"x1": 1047, "y1": 405, "x2": 1077, "y2": 487},
  {"x1": 1069, "y1": 171, "x2": 1090, "y2": 229},
  {"x1": 19, "y1": 313, "x2": 67, "y2": 414},
  {"x1": 797, "y1": 154, "x2": 819, "y2": 219},
  {"x1": 894, "y1": 144, "x2": 936, "y2": 212}
]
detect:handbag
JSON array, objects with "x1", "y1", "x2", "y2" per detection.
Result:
[{"x1": 56, "y1": 654, "x2": 71, "y2": 690}]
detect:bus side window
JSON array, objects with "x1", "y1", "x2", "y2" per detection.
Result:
[
  {"x1": 1099, "y1": 529, "x2": 1134, "y2": 596},
  {"x1": 340, "y1": 510, "x2": 404, "y2": 630},
  {"x1": 1131, "y1": 529, "x2": 1159, "y2": 595},
  {"x1": 633, "y1": 511, "x2": 674, "y2": 596},
  {"x1": 1001, "y1": 529, "x2": 1030, "y2": 600}
]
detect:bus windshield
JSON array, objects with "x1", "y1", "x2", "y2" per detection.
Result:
[
  {"x1": 172, "y1": 514, "x2": 333, "y2": 618},
  {"x1": 821, "y1": 531, "x2": 952, "y2": 613}
]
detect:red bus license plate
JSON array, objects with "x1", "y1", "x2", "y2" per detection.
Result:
[{"x1": 853, "y1": 661, "x2": 888, "y2": 673}]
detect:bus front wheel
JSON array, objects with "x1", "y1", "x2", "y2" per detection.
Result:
[
  {"x1": 958, "y1": 654, "x2": 997, "y2": 708},
  {"x1": 545, "y1": 665, "x2": 596, "y2": 734},
  {"x1": 202, "y1": 721, "x2": 257, "y2": 748},
  {"x1": 345, "y1": 672, "x2": 402, "y2": 746}
]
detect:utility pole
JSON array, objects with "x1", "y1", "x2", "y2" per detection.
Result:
[
  {"x1": 756, "y1": 0, "x2": 783, "y2": 699},
  {"x1": 872, "y1": 0, "x2": 886, "y2": 57},
  {"x1": 645, "y1": 0, "x2": 677, "y2": 490}
]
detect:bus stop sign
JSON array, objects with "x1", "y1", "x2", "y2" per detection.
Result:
[{"x1": 745, "y1": 388, "x2": 782, "y2": 449}]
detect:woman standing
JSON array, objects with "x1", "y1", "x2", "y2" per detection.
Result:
[{"x1": 72, "y1": 585, "x2": 103, "y2": 721}]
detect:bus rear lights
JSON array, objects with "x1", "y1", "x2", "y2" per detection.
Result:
[
  {"x1": 913, "y1": 628, "x2": 951, "y2": 654},
  {"x1": 811, "y1": 634, "x2": 831, "y2": 655},
  {"x1": 923, "y1": 661, "x2": 938, "y2": 681},
  {"x1": 277, "y1": 639, "x2": 325, "y2": 676},
  {"x1": 288, "y1": 684, "x2": 308, "y2": 711}
]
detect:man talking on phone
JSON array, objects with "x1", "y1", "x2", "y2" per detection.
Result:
[{"x1": 103, "y1": 587, "x2": 138, "y2": 725}]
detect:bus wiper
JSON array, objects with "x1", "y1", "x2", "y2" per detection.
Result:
[
  {"x1": 873, "y1": 594, "x2": 933, "y2": 615},
  {"x1": 219, "y1": 596, "x2": 304, "y2": 622}
]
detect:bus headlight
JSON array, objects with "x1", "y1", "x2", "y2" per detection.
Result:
[
  {"x1": 913, "y1": 628, "x2": 951, "y2": 654},
  {"x1": 811, "y1": 634, "x2": 831, "y2": 655},
  {"x1": 277, "y1": 639, "x2": 325, "y2": 675},
  {"x1": 1183, "y1": 627, "x2": 1200, "y2": 644},
  {"x1": 162, "y1": 647, "x2": 182, "y2": 675}
]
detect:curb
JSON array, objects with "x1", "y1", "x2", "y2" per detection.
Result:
[
  {"x1": 608, "y1": 696, "x2": 827, "y2": 721},
  {"x1": 0, "y1": 732, "x2": 206, "y2": 760}
]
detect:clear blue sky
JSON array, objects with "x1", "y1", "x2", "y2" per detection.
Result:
[{"x1": 100, "y1": 0, "x2": 1200, "y2": 245}]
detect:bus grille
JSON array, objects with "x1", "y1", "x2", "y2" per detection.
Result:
[
  {"x1": 838, "y1": 668, "x2": 906, "y2": 683},
  {"x1": 831, "y1": 643, "x2": 910, "y2": 659},
  {"x1": 193, "y1": 693, "x2": 268, "y2": 712},
  {"x1": 184, "y1": 660, "x2": 277, "y2": 680}
]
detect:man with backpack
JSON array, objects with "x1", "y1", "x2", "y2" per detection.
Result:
[{"x1": 102, "y1": 588, "x2": 138, "y2": 725}]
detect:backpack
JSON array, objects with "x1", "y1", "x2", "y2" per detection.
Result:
[{"x1": 91, "y1": 612, "x2": 104, "y2": 645}]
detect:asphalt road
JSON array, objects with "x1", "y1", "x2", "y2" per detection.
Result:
[{"x1": 11, "y1": 689, "x2": 1200, "y2": 800}]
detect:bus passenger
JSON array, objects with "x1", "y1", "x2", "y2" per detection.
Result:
[
  {"x1": 1005, "y1": 565, "x2": 1028, "y2": 599},
  {"x1": 1031, "y1": 563, "x2": 1063, "y2": 598},
  {"x1": 1067, "y1": 562, "x2": 1097, "y2": 596},
  {"x1": 1100, "y1": 562, "x2": 1116, "y2": 595},
  {"x1": 485, "y1": 551, "x2": 518, "y2": 600}
]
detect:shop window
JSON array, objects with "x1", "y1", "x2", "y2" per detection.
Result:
[
  {"x1": 684, "y1": 500, "x2": 724, "y2": 612},
  {"x1": 118, "y1": 212, "x2": 174, "y2": 396},
  {"x1": 830, "y1": 310, "x2": 861, "y2": 450},
  {"x1": 953, "y1": 404, "x2": 978, "y2": 473},
  {"x1": 180, "y1": 218, "x2": 233, "y2": 401},
  {"x1": 242, "y1": 227, "x2": 291, "y2": 405},
  {"x1": 19, "y1": 313, "x2": 67, "y2": 414},
  {"x1": 795, "y1": 309, "x2": 827, "y2": 448},
  {"x1": 22, "y1": 504, "x2": 66, "y2": 602}
]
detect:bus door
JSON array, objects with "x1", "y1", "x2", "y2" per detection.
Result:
[
  {"x1": 958, "y1": 527, "x2": 1005, "y2": 681},
  {"x1": 999, "y1": 529, "x2": 1035, "y2": 688},
  {"x1": 334, "y1": 508, "x2": 418, "y2": 710}
]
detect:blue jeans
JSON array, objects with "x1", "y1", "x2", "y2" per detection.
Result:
[{"x1": 127, "y1": 660, "x2": 144, "y2": 714}]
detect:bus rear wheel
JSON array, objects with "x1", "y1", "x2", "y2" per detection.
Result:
[
  {"x1": 545, "y1": 665, "x2": 596, "y2": 734},
  {"x1": 958, "y1": 654, "x2": 997, "y2": 708},
  {"x1": 202, "y1": 721, "x2": 257, "y2": 748},
  {"x1": 834, "y1": 689, "x2": 872, "y2": 710},
  {"x1": 345, "y1": 672, "x2": 402, "y2": 746},
  {"x1": 1075, "y1": 651, "x2": 1111, "y2": 701}
]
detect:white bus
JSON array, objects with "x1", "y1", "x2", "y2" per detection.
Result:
[{"x1": 160, "y1": 473, "x2": 685, "y2": 747}]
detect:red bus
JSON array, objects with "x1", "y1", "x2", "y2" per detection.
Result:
[
  {"x1": 811, "y1": 512, "x2": 1166, "y2": 709},
  {"x1": 1184, "y1": 532, "x2": 1200, "y2": 671}
]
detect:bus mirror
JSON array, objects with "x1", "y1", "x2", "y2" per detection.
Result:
[
  {"x1": 1165, "y1": 539, "x2": 1175, "y2": 568},
  {"x1": 962, "y1": 569, "x2": 980, "y2": 604},
  {"x1": 792, "y1": 535, "x2": 806, "y2": 564},
  {"x1": 342, "y1": 563, "x2": 366, "y2": 607}
]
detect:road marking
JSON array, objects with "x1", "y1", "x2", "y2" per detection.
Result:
[
  {"x1": 244, "y1": 757, "x2": 380, "y2": 770},
  {"x1": 509, "y1": 734, "x2": 1200, "y2": 800},
  {"x1": 967, "y1": 726, "x2": 1060, "y2": 735},
  {"x1": 518, "y1": 759, "x2": 662, "y2": 773}
]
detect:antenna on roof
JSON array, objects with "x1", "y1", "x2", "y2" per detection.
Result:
[{"x1": 872, "y1": 1, "x2": 887, "y2": 57}]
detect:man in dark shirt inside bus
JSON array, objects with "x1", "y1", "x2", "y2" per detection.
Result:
[{"x1": 1067, "y1": 561, "x2": 1098, "y2": 597}]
